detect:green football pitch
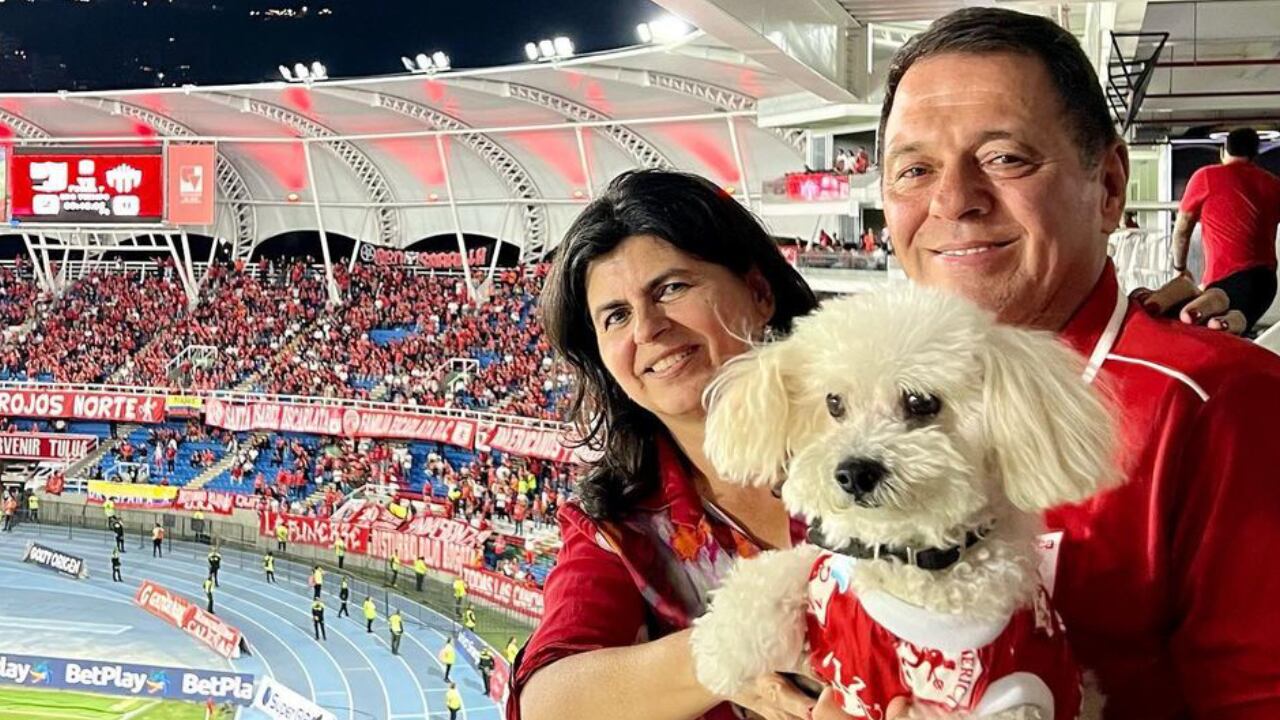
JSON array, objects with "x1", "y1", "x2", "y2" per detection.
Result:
[{"x1": 0, "y1": 686, "x2": 214, "y2": 720}]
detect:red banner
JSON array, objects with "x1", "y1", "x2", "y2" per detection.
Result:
[
  {"x1": 0, "y1": 388, "x2": 165, "y2": 423},
  {"x1": 489, "y1": 657, "x2": 510, "y2": 704},
  {"x1": 358, "y1": 244, "x2": 489, "y2": 270},
  {"x1": 0, "y1": 432, "x2": 96, "y2": 461},
  {"x1": 367, "y1": 530, "x2": 472, "y2": 575},
  {"x1": 166, "y1": 145, "x2": 216, "y2": 226},
  {"x1": 173, "y1": 489, "x2": 234, "y2": 516},
  {"x1": 204, "y1": 398, "x2": 476, "y2": 448},
  {"x1": 461, "y1": 565, "x2": 545, "y2": 620},
  {"x1": 478, "y1": 424, "x2": 573, "y2": 463},
  {"x1": 259, "y1": 511, "x2": 371, "y2": 554},
  {"x1": 134, "y1": 580, "x2": 241, "y2": 659},
  {"x1": 401, "y1": 515, "x2": 489, "y2": 547},
  {"x1": 11, "y1": 148, "x2": 165, "y2": 224}
]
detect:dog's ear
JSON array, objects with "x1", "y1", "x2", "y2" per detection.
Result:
[
  {"x1": 982, "y1": 324, "x2": 1118, "y2": 511},
  {"x1": 702, "y1": 340, "x2": 796, "y2": 487}
]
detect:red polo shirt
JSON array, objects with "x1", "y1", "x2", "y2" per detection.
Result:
[
  {"x1": 1179, "y1": 162, "x2": 1280, "y2": 285},
  {"x1": 1052, "y1": 266, "x2": 1280, "y2": 719}
]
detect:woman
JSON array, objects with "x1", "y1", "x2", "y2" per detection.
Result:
[{"x1": 513, "y1": 170, "x2": 820, "y2": 720}]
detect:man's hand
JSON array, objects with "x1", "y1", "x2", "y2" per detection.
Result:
[{"x1": 1132, "y1": 273, "x2": 1247, "y2": 335}]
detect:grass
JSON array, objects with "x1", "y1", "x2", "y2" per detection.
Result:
[{"x1": 0, "y1": 686, "x2": 217, "y2": 720}]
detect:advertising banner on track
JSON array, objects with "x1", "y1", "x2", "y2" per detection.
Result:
[
  {"x1": 134, "y1": 580, "x2": 242, "y2": 659},
  {"x1": 0, "y1": 432, "x2": 96, "y2": 462},
  {"x1": 87, "y1": 480, "x2": 178, "y2": 509},
  {"x1": 21, "y1": 542, "x2": 87, "y2": 579},
  {"x1": 203, "y1": 397, "x2": 477, "y2": 448},
  {"x1": 10, "y1": 147, "x2": 165, "y2": 224},
  {"x1": 460, "y1": 565, "x2": 544, "y2": 620},
  {"x1": 253, "y1": 676, "x2": 338, "y2": 720},
  {"x1": 0, "y1": 388, "x2": 165, "y2": 423},
  {"x1": 0, "y1": 653, "x2": 255, "y2": 705},
  {"x1": 258, "y1": 511, "x2": 371, "y2": 555}
]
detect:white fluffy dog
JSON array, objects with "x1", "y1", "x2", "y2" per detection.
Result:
[{"x1": 690, "y1": 286, "x2": 1116, "y2": 720}]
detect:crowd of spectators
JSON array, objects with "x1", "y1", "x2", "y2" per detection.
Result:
[
  {"x1": 0, "y1": 260, "x2": 40, "y2": 329},
  {"x1": 0, "y1": 268, "x2": 187, "y2": 383}
]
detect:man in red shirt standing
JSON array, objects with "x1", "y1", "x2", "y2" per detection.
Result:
[
  {"x1": 835, "y1": 8, "x2": 1280, "y2": 720},
  {"x1": 1174, "y1": 128, "x2": 1280, "y2": 334}
]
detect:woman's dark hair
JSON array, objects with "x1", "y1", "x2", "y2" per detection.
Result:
[
  {"x1": 541, "y1": 169, "x2": 817, "y2": 521},
  {"x1": 878, "y1": 7, "x2": 1119, "y2": 169}
]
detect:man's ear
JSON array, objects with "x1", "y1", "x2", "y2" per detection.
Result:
[{"x1": 1099, "y1": 141, "x2": 1129, "y2": 235}]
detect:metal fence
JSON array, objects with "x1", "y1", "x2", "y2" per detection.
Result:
[{"x1": 29, "y1": 498, "x2": 535, "y2": 650}]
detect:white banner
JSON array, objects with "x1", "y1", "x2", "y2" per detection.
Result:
[{"x1": 253, "y1": 677, "x2": 337, "y2": 720}]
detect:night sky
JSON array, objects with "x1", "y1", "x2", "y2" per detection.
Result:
[{"x1": 0, "y1": 0, "x2": 664, "y2": 92}]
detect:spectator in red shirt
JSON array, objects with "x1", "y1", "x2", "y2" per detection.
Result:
[
  {"x1": 864, "y1": 8, "x2": 1280, "y2": 719},
  {"x1": 514, "y1": 171, "x2": 818, "y2": 720},
  {"x1": 1173, "y1": 127, "x2": 1280, "y2": 334}
]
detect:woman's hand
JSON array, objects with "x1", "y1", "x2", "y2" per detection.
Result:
[
  {"x1": 811, "y1": 688, "x2": 911, "y2": 720},
  {"x1": 730, "y1": 673, "x2": 816, "y2": 720}
]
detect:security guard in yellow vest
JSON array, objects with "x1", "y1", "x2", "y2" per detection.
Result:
[
  {"x1": 274, "y1": 522, "x2": 288, "y2": 553},
  {"x1": 445, "y1": 682, "x2": 463, "y2": 720},
  {"x1": 413, "y1": 556, "x2": 427, "y2": 592},
  {"x1": 462, "y1": 605, "x2": 477, "y2": 632},
  {"x1": 311, "y1": 565, "x2": 324, "y2": 600},
  {"x1": 192, "y1": 509, "x2": 206, "y2": 542},
  {"x1": 103, "y1": 497, "x2": 116, "y2": 519},
  {"x1": 362, "y1": 597, "x2": 376, "y2": 633},
  {"x1": 207, "y1": 548, "x2": 222, "y2": 587},
  {"x1": 439, "y1": 637, "x2": 456, "y2": 681},
  {"x1": 203, "y1": 575, "x2": 215, "y2": 613},
  {"x1": 333, "y1": 536, "x2": 346, "y2": 569},
  {"x1": 477, "y1": 647, "x2": 495, "y2": 691},
  {"x1": 263, "y1": 552, "x2": 276, "y2": 583},
  {"x1": 26, "y1": 493, "x2": 38, "y2": 524},
  {"x1": 452, "y1": 577, "x2": 466, "y2": 618},
  {"x1": 388, "y1": 551, "x2": 400, "y2": 587},
  {"x1": 311, "y1": 599, "x2": 326, "y2": 641},
  {"x1": 388, "y1": 608, "x2": 404, "y2": 655},
  {"x1": 506, "y1": 636, "x2": 519, "y2": 663}
]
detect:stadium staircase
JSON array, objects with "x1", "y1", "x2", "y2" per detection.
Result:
[
  {"x1": 232, "y1": 315, "x2": 321, "y2": 393},
  {"x1": 65, "y1": 423, "x2": 138, "y2": 481},
  {"x1": 185, "y1": 431, "x2": 268, "y2": 491}
]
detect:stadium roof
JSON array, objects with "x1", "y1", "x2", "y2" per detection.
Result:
[{"x1": 0, "y1": 34, "x2": 811, "y2": 260}]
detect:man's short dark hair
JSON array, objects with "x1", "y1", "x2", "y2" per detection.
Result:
[
  {"x1": 879, "y1": 7, "x2": 1119, "y2": 169},
  {"x1": 1225, "y1": 128, "x2": 1259, "y2": 159}
]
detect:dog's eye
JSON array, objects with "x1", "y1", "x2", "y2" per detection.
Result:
[
  {"x1": 903, "y1": 392, "x2": 942, "y2": 418},
  {"x1": 826, "y1": 393, "x2": 846, "y2": 419}
]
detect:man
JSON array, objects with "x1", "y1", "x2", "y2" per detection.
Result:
[
  {"x1": 192, "y1": 509, "x2": 206, "y2": 543},
  {"x1": 111, "y1": 547, "x2": 122, "y2": 583},
  {"x1": 111, "y1": 515, "x2": 125, "y2": 553},
  {"x1": 445, "y1": 681, "x2": 463, "y2": 720},
  {"x1": 413, "y1": 556, "x2": 427, "y2": 592},
  {"x1": 1, "y1": 494, "x2": 15, "y2": 532},
  {"x1": 337, "y1": 577, "x2": 350, "y2": 618},
  {"x1": 207, "y1": 548, "x2": 222, "y2": 587},
  {"x1": 263, "y1": 551, "x2": 276, "y2": 584},
  {"x1": 203, "y1": 575, "x2": 215, "y2": 614},
  {"x1": 505, "y1": 636, "x2": 518, "y2": 665},
  {"x1": 1173, "y1": 127, "x2": 1280, "y2": 334},
  {"x1": 103, "y1": 497, "x2": 116, "y2": 520},
  {"x1": 452, "y1": 576, "x2": 466, "y2": 618},
  {"x1": 311, "y1": 598, "x2": 327, "y2": 641},
  {"x1": 462, "y1": 605, "x2": 477, "y2": 633},
  {"x1": 388, "y1": 608, "x2": 403, "y2": 655},
  {"x1": 477, "y1": 647, "x2": 495, "y2": 692},
  {"x1": 387, "y1": 551, "x2": 400, "y2": 587},
  {"x1": 813, "y1": 8, "x2": 1280, "y2": 720},
  {"x1": 274, "y1": 521, "x2": 287, "y2": 553},
  {"x1": 310, "y1": 565, "x2": 324, "y2": 600},
  {"x1": 333, "y1": 536, "x2": 346, "y2": 569},
  {"x1": 362, "y1": 596, "x2": 376, "y2": 633},
  {"x1": 26, "y1": 492, "x2": 37, "y2": 524},
  {"x1": 151, "y1": 522, "x2": 164, "y2": 558},
  {"x1": 439, "y1": 636, "x2": 456, "y2": 682}
]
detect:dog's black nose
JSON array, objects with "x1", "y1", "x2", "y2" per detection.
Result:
[{"x1": 834, "y1": 458, "x2": 887, "y2": 500}]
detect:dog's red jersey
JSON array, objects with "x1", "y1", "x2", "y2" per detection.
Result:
[{"x1": 806, "y1": 550, "x2": 1081, "y2": 719}]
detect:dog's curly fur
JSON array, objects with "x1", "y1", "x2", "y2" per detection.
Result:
[{"x1": 690, "y1": 286, "x2": 1117, "y2": 718}]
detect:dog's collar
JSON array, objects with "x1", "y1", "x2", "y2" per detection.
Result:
[{"x1": 807, "y1": 520, "x2": 993, "y2": 572}]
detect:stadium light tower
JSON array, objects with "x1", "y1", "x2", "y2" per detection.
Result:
[
  {"x1": 526, "y1": 36, "x2": 575, "y2": 62},
  {"x1": 400, "y1": 51, "x2": 451, "y2": 74},
  {"x1": 637, "y1": 15, "x2": 693, "y2": 44}
]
